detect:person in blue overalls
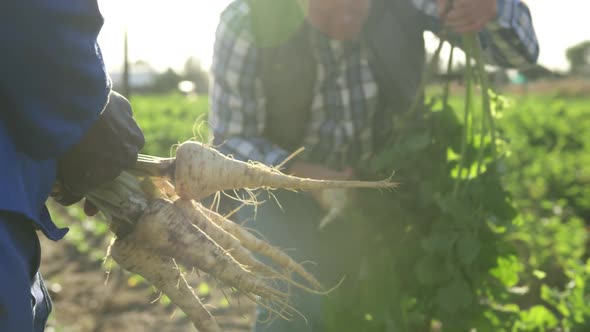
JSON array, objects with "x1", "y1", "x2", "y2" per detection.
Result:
[{"x1": 0, "y1": 1, "x2": 145, "y2": 331}]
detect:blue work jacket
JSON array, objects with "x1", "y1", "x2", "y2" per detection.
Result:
[{"x1": 0, "y1": 0, "x2": 110, "y2": 240}]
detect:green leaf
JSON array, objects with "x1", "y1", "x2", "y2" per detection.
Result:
[
  {"x1": 404, "y1": 133, "x2": 431, "y2": 152},
  {"x1": 420, "y1": 231, "x2": 459, "y2": 254},
  {"x1": 533, "y1": 270, "x2": 547, "y2": 280},
  {"x1": 490, "y1": 255, "x2": 522, "y2": 288},
  {"x1": 435, "y1": 276, "x2": 473, "y2": 314},
  {"x1": 456, "y1": 233, "x2": 481, "y2": 265},
  {"x1": 518, "y1": 305, "x2": 558, "y2": 329},
  {"x1": 218, "y1": 297, "x2": 230, "y2": 308},
  {"x1": 127, "y1": 274, "x2": 146, "y2": 288},
  {"x1": 197, "y1": 281, "x2": 210, "y2": 297},
  {"x1": 415, "y1": 255, "x2": 452, "y2": 286},
  {"x1": 159, "y1": 294, "x2": 171, "y2": 306},
  {"x1": 447, "y1": 147, "x2": 461, "y2": 162}
]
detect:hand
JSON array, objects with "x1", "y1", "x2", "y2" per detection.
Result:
[
  {"x1": 316, "y1": 188, "x2": 352, "y2": 229},
  {"x1": 54, "y1": 91, "x2": 145, "y2": 207},
  {"x1": 437, "y1": 0, "x2": 497, "y2": 33},
  {"x1": 287, "y1": 161, "x2": 356, "y2": 227}
]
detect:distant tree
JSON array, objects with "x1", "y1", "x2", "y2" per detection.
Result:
[
  {"x1": 566, "y1": 40, "x2": 590, "y2": 75},
  {"x1": 133, "y1": 60, "x2": 154, "y2": 70},
  {"x1": 110, "y1": 60, "x2": 157, "y2": 93},
  {"x1": 182, "y1": 57, "x2": 209, "y2": 94},
  {"x1": 153, "y1": 68, "x2": 182, "y2": 93}
]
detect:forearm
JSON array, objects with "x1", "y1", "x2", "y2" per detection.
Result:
[{"x1": 0, "y1": 0, "x2": 110, "y2": 160}]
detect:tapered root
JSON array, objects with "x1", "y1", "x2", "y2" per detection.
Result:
[
  {"x1": 174, "y1": 140, "x2": 397, "y2": 201},
  {"x1": 174, "y1": 199, "x2": 277, "y2": 276},
  {"x1": 111, "y1": 239, "x2": 221, "y2": 332},
  {"x1": 126, "y1": 198, "x2": 289, "y2": 301},
  {"x1": 85, "y1": 142, "x2": 396, "y2": 331},
  {"x1": 195, "y1": 203, "x2": 324, "y2": 291}
]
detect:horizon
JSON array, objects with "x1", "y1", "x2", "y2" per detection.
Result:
[{"x1": 97, "y1": 0, "x2": 589, "y2": 74}]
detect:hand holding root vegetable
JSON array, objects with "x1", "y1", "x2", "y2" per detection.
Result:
[
  {"x1": 62, "y1": 140, "x2": 396, "y2": 331},
  {"x1": 437, "y1": 0, "x2": 497, "y2": 33},
  {"x1": 286, "y1": 162, "x2": 356, "y2": 229},
  {"x1": 53, "y1": 91, "x2": 145, "y2": 206},
  {"x1": 315, "y1": 188, "x2": 351, "y2": 230}
]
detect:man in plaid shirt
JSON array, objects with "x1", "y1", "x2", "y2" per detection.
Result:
[{"x1": 209, "y1": 0, "x2": 539, "y2": 330}]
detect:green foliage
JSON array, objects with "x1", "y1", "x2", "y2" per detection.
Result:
[
  {"x1": 498, "y1": 97, "x2": 590, "y2": 332},
  {"x1": 324, "y1": 93, "x2": 518, "y2": 331},
  {"x1": 501, "y1": 97, "x2": 590, "y2": 223},
  {"x1": 152, "y1": 68, "x2": 183, "y2": 94},
  {"x1": 130, "y1": 93, "x2": 209, "y2": 156},
  {"x1": 323, "y1": 91, "x2": 590, "y2": 331}
]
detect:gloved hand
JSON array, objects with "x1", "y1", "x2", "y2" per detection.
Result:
[{"x1": 53, "y1": 91, "x2": 145, "y2": 206}]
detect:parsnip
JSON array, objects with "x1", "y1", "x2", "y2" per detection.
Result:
[
  {"x1": 193, "y1": 201, "x2": 323, "y2": 290},
  {"x1": 174, "y1": 198, "x2": 278, "y2": 277},
  {"x1": 174, "y1": 141, "x2": 396, "y2": 201},
  {"x1": 125, "y1": 198, "x2": 288, "y2": 301},
  {"x1": 111, "y1": 239, "x2": 221, "y2": 332},
  {"x1": 64, "y1": 139, "x2": 400, "y2": 331}
]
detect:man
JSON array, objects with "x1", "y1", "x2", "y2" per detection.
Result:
[
  {"x1": 209, "y1": 0, "x2": 539, "y2": 330},
  {"x1": 0, "y1": 1, "x2": 144, "y2": 331}
]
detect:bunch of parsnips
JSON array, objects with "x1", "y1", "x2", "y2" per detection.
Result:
[{"x1": 66, "y1": 140, "x2": 396, "y2": 331}]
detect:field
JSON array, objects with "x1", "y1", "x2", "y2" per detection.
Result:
[{"x1": 41, "y1": 83, "x2": 590, "y2": 331}]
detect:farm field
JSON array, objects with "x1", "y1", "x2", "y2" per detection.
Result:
[{"x1": 41, "y1": 85, "x2": 590, "y2": 331}]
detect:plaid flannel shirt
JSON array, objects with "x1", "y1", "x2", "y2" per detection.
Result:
[{"x1": 209, "y1": 0, "x2": 539, "y2": 169}]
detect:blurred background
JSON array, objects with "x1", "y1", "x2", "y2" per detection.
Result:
[
  {"x1": 40, "y1": 1, "x2": 590, "y2": 331},
  {"x1": 92, "y1": 0, "x2": 590, "y2": 96},
  {"x1": 94, "y1": 0, "x2": 588, "y2": 90}
]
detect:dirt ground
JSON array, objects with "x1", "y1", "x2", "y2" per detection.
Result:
[{"x1": 39, "y1": 206, "x2": 257, "y2": 332}]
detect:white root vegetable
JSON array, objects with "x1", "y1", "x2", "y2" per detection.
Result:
[
  {"x1": 192, "y1": 201, "x2": 323, "y2": 290},
  {"x1": 72, "y1": 139, "x2": 400, "y2": 331},
  {"x1": 175, "y1": 198, "x2": 328, "y2": 293},
  {"x1": 125, "y1": 198, "x2": 289, "y2": 301},
  {"x1": 174, "y1": 141, "x2": 396, "y2": 201},
  {"x1": 111, "y1": 238, "x2": 221, "y2": 332},
  {"x1": 173, "y1": 198, "x2": 278, "y2": 277}
]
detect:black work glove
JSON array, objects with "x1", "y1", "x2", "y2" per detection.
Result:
[{"x1": 53, "y1": 91, "x2": 145, "y2": 206}]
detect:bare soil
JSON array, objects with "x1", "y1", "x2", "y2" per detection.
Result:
[{"x1": 39, "y1": 206, "x2": 256, "y2": 332}]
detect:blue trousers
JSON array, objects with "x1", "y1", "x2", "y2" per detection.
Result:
[
  {"x1": 233, "y1": 190, "x2": 364, "y2": 332},
  {"x1": 0, "y1": 213, "x2": 52, "y2": 332}
]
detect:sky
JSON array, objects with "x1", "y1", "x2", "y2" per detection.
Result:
[{"x1": 96, "y1": 0, "x2": 590, "y2": 73}]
